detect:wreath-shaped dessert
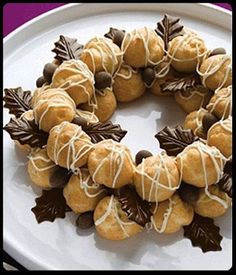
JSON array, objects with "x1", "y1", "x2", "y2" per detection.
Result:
[{"x1": 4, "y1": 14, "x2": 232, "y2": 253}]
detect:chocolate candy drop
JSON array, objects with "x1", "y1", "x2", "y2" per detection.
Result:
[
  {"x1": 141, "y1": 67, "x2": 155, "y2": 86},
  {"x1": 94, "y1": 72, "x2": 112, "y2": 90},
  {"x1": 135, "y1": 150, "x2": 153, "y2": 165},
  {"x1": 43, "y1": 63, "x2": 57, "y2": 83},
  {"x1": 76, "y1": 212, "x2": 94, "y2": 229},
  {"x1": 202, "y1": 113, "x2": 219, "y2": 134}
]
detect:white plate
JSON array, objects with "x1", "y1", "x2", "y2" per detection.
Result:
[{"x1": 3, "y1": 3, "x2": 232, "y2": 270}]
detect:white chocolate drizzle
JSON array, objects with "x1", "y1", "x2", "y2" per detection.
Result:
[
  {"x1": 207, "y1": 85, "x2": 232, "y2": 120},
  {"x1": 151, "y1": 198, "x2": 174, "y2": 233},
  {"x1": 136, "y1": 151, "x2": 182, "y2": 203},
  {"x1": 33, "y1": 88, "x2": 76, "y2": 130},
  {"x1": 76, "y1": 168, "x2": 105, "y2": 198},
  {"x1": 51, "y1": 122, "x2": 93, "y2": 174},
  {"x1": 95, "y1": 195, "x2": 135, "y2": 237},
  {"x1": 28, "y1": 149, "x2": 56, "y2": 172},
  {"x1": 91, "y1": 139, "x2": 135, "y2": 188},
  {"x1": 51, "y1": 59, "x2": 97, "y2": 110},
  {"x1": 177, "y1": 141, "x2": 228, "y2": 208},
  {"x1": 83, "y1": 37, "x2": 123, "y2": 75}
]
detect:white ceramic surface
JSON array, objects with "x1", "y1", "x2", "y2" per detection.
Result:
[{"x1": 3, "y1": 3, "x2": 232, "y2": 270}]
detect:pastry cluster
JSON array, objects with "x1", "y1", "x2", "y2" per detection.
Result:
[{"x1": 3, "y1": 14, "x2": 232, "y2": 252}]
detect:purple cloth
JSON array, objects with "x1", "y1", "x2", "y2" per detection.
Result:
[{"x1": 3, "y1": 3, "x2": 232, "y2": 37}]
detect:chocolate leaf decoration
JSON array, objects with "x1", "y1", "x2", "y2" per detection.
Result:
[
  {"x1": 155, "y1": 126, "x2": 199, "y2": 156},
  {"x1": 83, "y1": 121, "x2": 127, "y2": 143},
  {"x1": 218, "y1": 158, "x2": 232, "y2": 198},
  {"x1": 155, "y1": 14, "x2": 184, "y2": 51},
  {"x1": 183, "y1": 213, "x2": 222, "y2": 252},
  {"x1": 31, "y1": 188, "x2": 71, "y2": 223},
  {"x1": 104, "y1": 27, "x2": 125, "y2": 40},
  {"x1": 3, "y1": 87, "x2": 32, "y2": 118},
  {"x1": 3, "y1": 117, "x2": 48, "y2": 148},
  {"x1": 116, "y1": 185, "x2": 152, "y2": 227},
  {"x1": 52, "y1": 35, "x2": 83, "y2": 63},
  {"x1": 161, "y1": 74, "x2": 201, "y2": 94}
]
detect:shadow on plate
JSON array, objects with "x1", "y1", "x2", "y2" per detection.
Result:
[{"x1": 94, "y1": 228, "x2": 181, "y2": 269}]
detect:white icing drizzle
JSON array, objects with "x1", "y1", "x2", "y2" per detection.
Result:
[
  {"x1": 196, "y1": 54, "x2": 232, "y2": 92},
  {"x1": 28, "y1": 150, "x2": 56, "y2": 172},
  {"x1": 33, "y1": 89, "x2": 76, "y2": 130},
  {"x1": 136, "y1": 151, "x2": 182, "y2": 202},
  {"x1": 178, "y1": 141, "x2": 228, "y2": 208},
  {"x1": 192, "y1": 108, "x2": 206, "y2": 136},
  {"x1": 113, "y1": 63, "x2": 138, "y2": 80},
  {"x1": 83, "y1": 37, "x2": 123, "y2": 75},
  {"x1": 51, "y1": 59, "x2": 97, "y2": 110},
  {"x1": 151, "y1": 198, "x2": 174, "y2": 233},
  {"x1": 75, "y1": 109, "x2": 99, "y2": 123},
  {"x1": 207, "y1": 85, "x2": 232, "y2": 120},
  {"x1": 51, "y1": 121, "x2": 93, "y2": 174},
  {"x1": 121, "y1": 27, "x2": 164, "y2": 68},
  {"x1": 76, "y1": 168, "x2": 105, "y2": 198},
  {"x1": 91, "y1": 139, "x2": 134, "y2": 188},
  {"x1": 94, "y1": 195, "x2": 135, "y2": 237},
  {"x1": 207, "y1": 116, "x2": 232, "y2": 138}
]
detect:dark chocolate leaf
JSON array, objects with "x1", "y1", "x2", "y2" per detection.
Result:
[
  {"x1": 183, "y1": 213, "x2": 222, "y2": 253},
  {"x1": 155, "y1": 126, "x2": 199, "y2": 156},
  {"x1": 155, "y1": 14, "x2": 184, "y2": 51},
  {"x1": 218, "y1": 158, "x2": 232, "y2": 198},
  {"x1": 31, "y1": 188, "x2": 71, "y2": 223},
  {"x1": 3, "y1": 117, "x2": 48, "y2": 148},
  {"x1": 104, "y1": 27, "x2": 125, "y2": 40},
  {"x1": 83, "y1": 121, "x2": 127, "y2": 143},
  {"x1": 3, "y1": 87, "x2": 32, "y2": 118},
  {"x1": 116, "y1": 185, "x2": 152, "y2": 227},
  {"x1": 161, "y1": 74, "x2": 201, "y2": 94},
  {"x1": 52, "y1": 35, "x2": 83, "y2": 63}
]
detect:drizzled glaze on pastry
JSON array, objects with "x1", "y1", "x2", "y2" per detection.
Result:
[
  {"x1": 207, "y1": 85, "x2": 232, "y2": 119},
  {"x1": 91, "y1": 139, "x2": 135, "y2": 188},
  {"x1": 28, "y1": 148, "x2": 56, "y2": 172},
  {"x1": 95, "y1": 195, "x2": 135, "y2": 237},
  {"x1": 51, "y1": 122, "x2": 93, "y2": 174},
  {"x1": 33, "y1": 88, "x2": 76, "y2": 130},
  {"x1": 177, "y1": 141, "x2": 228, "y2": 208}
]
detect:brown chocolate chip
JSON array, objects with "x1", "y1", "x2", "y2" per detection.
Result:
[
  {"x1": 135, "y1": 150, "x2": 153, "y2": 165},
  {"x1": 113, "y1": 30, "x2": 125, "y2": 48},
  {"x1": 94, "y1": 72, "x2": 112, "y2": 90},
  {"x1": 178, "y1": 183, "x2": 199, "y2": 205},
  {"x1": 209, "y1": 48, "x2": 226, "y2": 57},
  {"x1": 36, "y1": 76, "x2": 47, "y2": 88},
  {"x1": 49, "y1": 167, "x2": 72, "y2": 187},
  {"x1": 202, "y1": 113, "x2": 219, "y2": 134},
  {"x1": 72, "y1": 116, "x2": 88, "y2": 128},
  {"x1": 141, "y1": 67, "x2": 155, "y2": 86},
  {"x1": 43, "y1": 63, "x2": 57, "y2": 83},
  {"x1": 76, "y1": 212, "x2": 94, "y2": 229}
]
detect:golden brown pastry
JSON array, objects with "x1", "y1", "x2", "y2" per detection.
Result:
[
  {"x1": 206, "y1": 85, "x2": 232, "y2": 119},
  {"x1": 33, "y1": 87, "x2": 76, "y2": 132},
  {"x1": 194, "y1": 185, "x2": 231, "y2": 218},
  {"x1": 113, "y1": 63, "x2": 146, "y2": 102},
  {"x1": 183, "y1": 108, "x2": 208, "y2": 138},
  {"x1": 121, "y1": 27, "x2": 164, "y2": 68},
  {"x1": 198, "y1": 54, "x2": 232, "y2": 91},
  {"x1": 94, "y1": 196, "x2": 142, "y2": 240},
  {"x1": 80, "y1": 87, "x2": 117, "y2": 122},
  {"x1": 176, "y1": 141, "x2": 226, "y2": 188},
  {"x1": 168, "y1": 32, "x2": 207, "y2": 73},
  {"x1": 28, "y1": 148, "x2": 57, "y2": 189},
  {"x1": 207, "y1": 117, "x2": 232, "y2": 158},
  {"x1": 63, "y1": 168, "x2": 106, "y2": 213},
  {"x1": 134, "y1": 152, "x2": 180, "y2": 202},
  {"x1": 151, "y1": 193, "x2": 194, "y2": 234},
  {"x1": 80, "y1": 37, "x2": 122, "y2": 75},
  {"x1": 47, "y1": 121, "x2": 93, "y2": 172},
  {"x1": 88, "y1": 139, "x2": 135, "y2": 189},
  {"x1": 50, "y1": 59, "x2": 95, "y2": 106}
]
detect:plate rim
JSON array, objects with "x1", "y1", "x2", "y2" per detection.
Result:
[{"x1": 3, "y1": 3, "x2": 232, "y2": 270}]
